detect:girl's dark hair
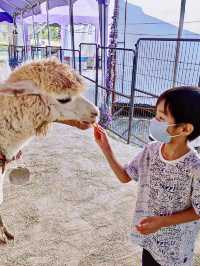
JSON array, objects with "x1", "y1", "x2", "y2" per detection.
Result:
[{"x1": 156, "y1": 86, "x2": 200, "y2": 141}]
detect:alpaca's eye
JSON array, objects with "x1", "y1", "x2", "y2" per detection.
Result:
[{"x1": 57, "y1": 98, "x2": 71, "y2": 104}]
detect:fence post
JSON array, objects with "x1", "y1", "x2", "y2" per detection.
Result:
[
  {"x1": 95, "y1": 44, "x2": 99, "y2": 106},
  {"x1": 78, "y1": 50, "x2": 81, "y2": 74},
  {"x1": 79, "y1": 44, "x2": 82, "y2": 75},
  {"x1": 69, "y1": 0, "x2": 76, "y2": 69},
  {"x1": 59, "y1": 47, "x2": 62, "y2": 62},
  {"x1": 173, "y1": 0, "x2": 186, "y2": 86},
  {"x1": 45, "y1": 46, "x2": 48, "y2": 58},
  {"x1": 127, "y1": 46, "x2": 138, "y2": 144}
]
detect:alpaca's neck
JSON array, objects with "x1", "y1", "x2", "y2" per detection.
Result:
[{"x1": 0, "y1": 96, "x2": 52, "y2": 160}]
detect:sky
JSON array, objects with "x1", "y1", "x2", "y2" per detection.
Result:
[{"x1": 127, "y1": 0, "x2": 200, "y2": 34}]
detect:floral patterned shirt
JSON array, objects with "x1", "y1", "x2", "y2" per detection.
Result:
[{"x1": 125, "y1": 141, "x2": 200, "y2": 266}]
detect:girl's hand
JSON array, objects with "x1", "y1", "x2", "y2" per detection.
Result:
[
  {"x1": 93, "y1": 124, "x2": 112, "y2": 154},
  {"x1": 135, "y1": 216, "x2": 165, "y2": 235}
]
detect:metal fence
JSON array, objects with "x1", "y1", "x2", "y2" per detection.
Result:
[
  {"x1": 79, "y1": 43, "x2": 135, "y2": 143},
  {"x1": 7, "y1": 45, "x2": 80, "y2": 71},
  {"x1": 98, "y1": 46, "x2": 135, "y2": 144},
  {"x1": 79, "y1": 39, "x2": 200, "y2": 146},
  {"x1": 131, "y1": 38, "x2": 200, "y2": 146},
  {"x1": 1, "y1": 39, "x2": 200, "y2": 146}
]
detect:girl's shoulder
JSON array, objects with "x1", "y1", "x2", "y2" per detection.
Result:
[
  {"x1": 138, "y1": 141, "x2": 160, "y2": 160},
  {"x1": 145, "y1": 141, "x2": 161, "y2": 152},
  {"x1": 147, "y1": 140, "x2": 160, "y2": 148}
]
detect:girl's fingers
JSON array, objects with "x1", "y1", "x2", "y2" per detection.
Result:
[
  {"x1": 93, "y1": 123, "x2": 106, "y2": 133},
  {"x1": 98, "y1": 128, "x2": 107, "y2": 137},
  {"x1": 94, "y1": 130, "x2": 101, "y2": 139},
  {"x1": 136, "y1": 225, "x2": 145, "y2": 234},
  {"x1": 136, "y1": 221, "x2": 149, "y2": 231},
  {"x1": 94, "y1": 127, "x2": 102, "y2": 140},
  {"x1": 94, "y1": 125, "x2": 105, "y2": 137},
  {"x1": 135, "y1": 225, "x2": 150, "y2": 235},
  {"x1": 96, "y1": 126, "x2": 105, "y2": 134},
  {"x1": 139, "y1": 218, "x2": 150, "y2": 225}
]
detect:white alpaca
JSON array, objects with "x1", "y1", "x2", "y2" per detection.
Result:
[{"x1": 0, "y1": 57, "x2": 99, "y2": 243}]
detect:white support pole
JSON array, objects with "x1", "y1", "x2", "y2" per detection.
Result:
[
  {"x1": 21, "y1": 11, "x2": 28, "y2": 60},
  {"x1": 46, "y1": 0, "x2": 51, "y2": 47},
  {"x1": 32, "y1": 8, "x2": 37, "y2": 46},
  {"x1": 98, "y1": 3, "x2": 104, "y2": 86},
  {"x1": 173, "y1": 0, "x2": 186, "y2": 86},
  {"x1": 104, "y1": 3, "x2": 108, "y2": 87},
  {"x1": 21, "y1": 11, "x2": 25, "y2": 47},
  {"x1": 121, "y1": 0, "x2": 127, "y2": 93},
  {"x1": 98, "y1": 1, "x2": 108, "y2": 87},
  {"x1": 13, "y1": 14, "x2": 18, "y2": 46},
  {"x1": 69, "y1": 0, "x2": 76, "y2": 69}
]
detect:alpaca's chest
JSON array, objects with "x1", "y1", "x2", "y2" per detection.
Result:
[{"x1": 0, "y1": 137, "x2": 32, "y2": 162}]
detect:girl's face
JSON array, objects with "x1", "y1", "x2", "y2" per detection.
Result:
[
  {"x1": 155, "y1": 100, "x2": 175, "y2": 125},
  {"x1": 155, "y1": 100, "x2": 190, "y2": 142}
]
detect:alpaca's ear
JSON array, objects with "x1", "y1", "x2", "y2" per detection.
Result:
[{"x1": 0, "y1": 80, "x2": 41, "y2": 96}]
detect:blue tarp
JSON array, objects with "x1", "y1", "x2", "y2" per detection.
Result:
[{"x1": 0, "y1": 12, "x2": 13, "y2": 23}]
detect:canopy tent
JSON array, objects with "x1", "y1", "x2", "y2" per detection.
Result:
[
  {"x1": 24, "y1": 1, "x2": 100, "y2": 47},
  {"x1": 0, "y1": 0, "x2": 113, "y2": 52},
  {"x1": 0, "y1": 1, "x2": 78, "y2": 18},
  {"x1": 0, "y1": 1, "x2": 42, "y2": 18}
]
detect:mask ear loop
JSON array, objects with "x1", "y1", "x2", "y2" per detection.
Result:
[
  {"x1": 166, "y1": 123, "x2": 184, "y2": 138},
  {"x1": 9, "y1": 153, "x2": 30, "y2": 186}
]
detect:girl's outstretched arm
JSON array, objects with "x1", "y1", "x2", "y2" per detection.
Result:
[{"x1": 93, "y1": 124, "x2": 131, "y2": 183}]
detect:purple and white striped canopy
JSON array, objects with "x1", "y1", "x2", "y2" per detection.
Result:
[
  {"x1": 0, "y1": 0, "x2": 114, "y2": 46},
  {"x1": 0, "y1": 0, "x2": 109, "y2": 18}
]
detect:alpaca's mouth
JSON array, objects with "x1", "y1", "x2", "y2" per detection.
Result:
[
  {"x1": 54, "y1": 119, "x2": 96, "y2": 129},
  {"x1": 54, "y1": 119, "x2": 95, "y2": 126},
  {"x1": 81, "y1": 121, "x2": 93, "y2": 125},
  {"x1": 54, "y1": 119, "x2": 79, "y2": 126}
]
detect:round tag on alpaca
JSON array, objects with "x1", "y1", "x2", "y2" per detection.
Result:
[{"x1": 9, "y1": 167, "x2": 30, "y2": 185}]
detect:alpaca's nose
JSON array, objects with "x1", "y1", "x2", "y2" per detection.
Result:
[{"x1": 91, "y1": 111, "x2": 98, "y2": 118}]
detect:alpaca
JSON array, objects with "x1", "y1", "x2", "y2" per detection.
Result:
[{"x1": 0, "y1": 57, "x2": 99, "y2": 243}]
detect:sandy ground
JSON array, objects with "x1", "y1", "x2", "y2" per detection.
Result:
[{"x1": 0, "y1": 124, "x2": 199, "y2": 266}]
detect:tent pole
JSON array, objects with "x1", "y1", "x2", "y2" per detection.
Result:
[
  {"x1": 21, "y1": 11, "x2": 27, "y2": 60},
  {"x1": 173, "y1": 0, "x2": 186, "y2": 86},
  {"x1": 32, "y1": 8, "x2": 37, "y2": 46},
  {"x1": 21, "y1": 11, "x2": 25, "y2": 46},
  {"x1": 100, "y1": 1, "x2": 108, "y2": 90},
  {"x1": 104, "y1": 2, "x2": 108, "y2": 85},
  {"x1": 69, "y1": 0, "x2": 76, "y2": 69},
  {"x1": 13, "y1": 14, "x2": 18, "y2": 47},
  {"x1": 46, "y1": 0, "x2": 51, "y2": 47},
  {"x1": 98, "y1": 2, "x2": 105, "y2": 87},
  {"x1": 121, "y1": 0, "x2": 127, "y2": 93}
]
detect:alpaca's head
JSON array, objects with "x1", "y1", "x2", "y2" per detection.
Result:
[{"x1": 3, "y1": 58, "x2": 99, "y2": 125}]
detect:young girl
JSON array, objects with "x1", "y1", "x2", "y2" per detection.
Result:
[{"x1": 94, "y1": 86, "x2": 200, "y2": 266}]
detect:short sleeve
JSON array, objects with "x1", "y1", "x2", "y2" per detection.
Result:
[
  {"x1": 124, "y1": 146, "x2": 148, "y2": 182},
  {"x1": 191, "y1": 168, "x2": 200, "y2": 216}
]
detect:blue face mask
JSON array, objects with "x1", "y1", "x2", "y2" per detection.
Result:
[{"x1": 149, "y1": 118, "x2": 182, "y2": 143}]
